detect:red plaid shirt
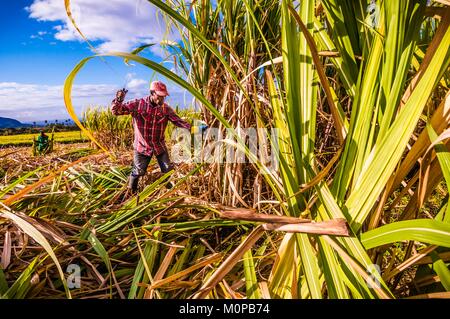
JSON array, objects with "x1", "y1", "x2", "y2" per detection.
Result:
[{"x1": 111, "y1": 96, "x2": 191, "y2": 156}]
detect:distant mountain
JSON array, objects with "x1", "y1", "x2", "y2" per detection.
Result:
[{"x1": 0, "y1": 117, "x2": 31, "y2": 129}]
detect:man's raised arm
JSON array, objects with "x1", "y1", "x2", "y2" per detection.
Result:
[{"x1": 111, "y1": 89, "x2": 139, "y2": 116}]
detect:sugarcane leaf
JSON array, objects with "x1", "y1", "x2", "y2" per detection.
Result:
[
  {"x1": 124, "y1": 43, "x2": 155, "y2": 65},
  {"x1": 361, "y1": 219, "x2": 450, "y2": 249},
  {"x1": 346, "y1": 16, "x2": 450, "y2": 230},
  {"x1": 243, "y1": 247, "x2": 261, "y2": 299},
  {"x1": 317, "y1": 237, "x2": 350, "y2": 298},
  {"x1": 430, "y1": 251, "x2": 450, "y2": 291},
  {"x1": 295, "y1": 234, "x2": 322, "y2": 298},
  {"x1": 268, "y1": 234, "x2": 296, "y2": 298},
  {"x1": 87, "y1": 231, "x2": 124, "y2": 298},
  {"x1": 146, "y1": 0, "x2": 255, "y2": 109},
  {"x1": 0, "y1": 209, "x2": 71, "y2": 298},
  {"x1": 88, "y1": 232, "x2": 112, "y2": 271},
  {"x1": 0, "y1": 168, "x2": 43, "y2": 199},
  {"x1": 427, "y1": 124, "x2": 450, "y2": 223},
  {"x1": 0, "y1": 267, "x2": 8, "y2": 296},
  {"x1": 3, "y1": 257, "x2": 39, "y2": 299}
]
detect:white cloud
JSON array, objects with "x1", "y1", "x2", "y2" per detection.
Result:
[
  {"x1": 0, "y1": 78, "x2": 194, "y2": 122},
  {"x1": 26, "y1": 0, "x2": 179, "y2": 56},
  {"x1": 0, "y1": 82, "x2": 116, "y2": 122},
  {"x1": 16, "y1": 1, "x2": 195, "y2": 122},
  {"x1": 30, "y1": 30, "x2": 48, "y2": 40},
  {"x1": 127, "y1": 78, "x2": 148, "y2": 90}
]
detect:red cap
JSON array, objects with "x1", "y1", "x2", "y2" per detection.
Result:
[{"x1": 150, "y1": 81, "x2": 169, "y2": 96}]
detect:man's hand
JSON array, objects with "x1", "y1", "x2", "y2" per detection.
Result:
[{"x1": 116, "y1": 88, "x2": 128, "y2": 102}]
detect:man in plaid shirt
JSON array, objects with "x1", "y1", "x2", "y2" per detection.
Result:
[{"x1": 111, "y1": 81, "x2": 191, "y2": 193}]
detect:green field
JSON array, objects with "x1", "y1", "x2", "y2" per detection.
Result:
[{"x1": 0, "y1": 130, "x2": 88, "y2": 146}]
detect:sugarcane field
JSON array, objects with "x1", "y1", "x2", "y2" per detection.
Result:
[{"x1": 1, "y1": 0, "x2": 450, "y2": 302}]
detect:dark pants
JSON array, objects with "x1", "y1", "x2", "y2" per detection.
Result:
[{"x1": 129, "y1": 150, "x2": 174, "y2": 192}]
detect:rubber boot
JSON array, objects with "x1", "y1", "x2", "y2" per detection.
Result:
[{"x1": 129, "y1": 175, "x2": 140, "y2": 194}]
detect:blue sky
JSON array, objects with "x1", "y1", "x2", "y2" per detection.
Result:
[{"x1": 0, "y1": 0, "x2": 192, "y2": 122}]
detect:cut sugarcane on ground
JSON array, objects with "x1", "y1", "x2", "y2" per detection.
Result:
[{"x1": 1, "y1": 0, "x2": 450, "y2": 299}]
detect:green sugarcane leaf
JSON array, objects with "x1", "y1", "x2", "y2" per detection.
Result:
[
  {"x1": 129, "y1": 240, "x2": 154, "y2": 299},
  {"x1": 430, "y1": 251, "x2": 450, "y2": 291},
  {"x1": 346, "y1": 17, "x2": 450, "y2": 230},
  {"x1": 243, "y1": 247, "x2": 261, "y2": 299},
  {"x1": 3, "y1": 257, "x2": 39, "y2": 299},
  {"x1": 124, "y1": 43, "x2": 155, "y2": 65},
  {"x1": 428, "y1": 125, "x2": 450, "y2": 223},
  {"x1": 0, "y1": 168, "x2": 43, "y2": 199},
  {"x1": 87, "y1": 231, "x2": 118, "y2": 298},
  {"x1": 361, "y1": 219, "x2": 450, "y2": 249},
  {"x1": 0, "y1": 267, "x2": 9, "y2": 296}
]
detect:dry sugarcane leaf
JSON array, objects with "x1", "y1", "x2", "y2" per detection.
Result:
[
  {"x1": 383, "y1": 245, "x2": 438, "y2": 281},
  {"x1": 434, "y1": 0, "x2": 450, "y2": 6},
  {"x1": 263, "y1": 219, "x2": 350, "y2": 236},
  {"x1": 2, "y1": 154, "x2": 104, "y2": 206},
  {"x1": 1, "y1": 230, "x2": 11, "y2": 269},
  {"x1": 147, "y1": 253, "x2": 222, "y2": 290},
  {"x1": 192, "y1": 226, "x2": 265, "y2": 299},
  {"x1": 144, "y1": 244, "x2": 179, "y2": 299},
  {"x1": 402, "y1": 157, "x2": 443, "y2": 220}
]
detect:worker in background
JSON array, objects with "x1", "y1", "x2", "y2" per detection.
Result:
[{"x1": 36, "y1": 130, "x2": 49, "y2": 154}]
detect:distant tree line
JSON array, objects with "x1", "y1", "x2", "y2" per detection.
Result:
[{"x1": 1, "y1": 120, "x2": 80, "y2": 136}]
